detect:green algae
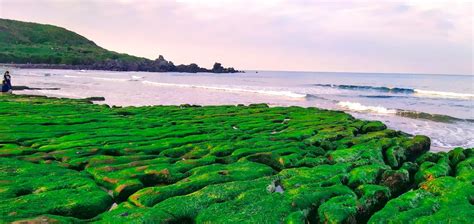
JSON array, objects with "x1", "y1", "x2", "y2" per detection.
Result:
[
  {"x1": 129, "y1": 161, "x2": 274, "y2": 207},
  {"x1": 317, "y1": 195, "x2": 357, "y2": 224},
  {"x1": 0, "y1": 94, "x2": 471, "y2": 223},
  {"x1": 369, "y1": 148, "x2": 474, "y2": 223},
  {"x1": 0, "y1": 158, "x2": 112, "y2": 222}
]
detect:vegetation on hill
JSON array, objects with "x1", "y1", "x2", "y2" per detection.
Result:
[
  {"x1": 0, "y1": 19, "x2": 237, "y2": 73},
  {"x1": 0, "y1": 94, "x2": 472, "y2": 223}
]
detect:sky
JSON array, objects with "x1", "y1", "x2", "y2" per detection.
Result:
[{"x1": 0, "y1": 0, "x2": 472, "y2": 75}]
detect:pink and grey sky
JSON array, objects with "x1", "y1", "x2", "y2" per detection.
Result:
[{"x1": 0, "y1": 0, "x2": 472, "y2": 74}]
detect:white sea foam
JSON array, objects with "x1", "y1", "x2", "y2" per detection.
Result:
[
  {"x1": 64, "y1": 75, "x2": 80, "y2": 78},
  {"x1": 414, "y1": 89, "x2": 474, "y2": 99},
  {"x1": 92, "y1": 77, "x2": 128, "y2": 82},
  {"x1": 34, "y1": 89, "x2": 83, "y2": 99},
  {"x1": 337, "y1": 101, "x2": 397, "y2": 114},
  {"x1": 142, "y1": 81, "x2": 307, "y2": 99},
  {"x1": 64, "y1": 74, "x2": 128, "y2": 82},
  {"x1": 130, "y1": 75, "x2": 144, "y2": 81}
]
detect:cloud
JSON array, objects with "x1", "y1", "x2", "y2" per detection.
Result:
[{"x1": 1, "y1": 0, "x2": 472, "y2": 74}]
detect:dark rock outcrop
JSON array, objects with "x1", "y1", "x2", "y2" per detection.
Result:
[
  {"x1": 211, "y1": 62, "x2": 237, "y2": 73},
  {"x1": 3, "y1": 57, "x2": 240, "y2": 73}
]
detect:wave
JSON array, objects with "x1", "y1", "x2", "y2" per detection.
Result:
[
  {"x1": 414, "y1": 89, "x2": 474, "y2": 99},
  {"x1": 337, "y1": 101, "x2": 397, "y2": 114},
  {"x1": 142, "y1": 81, "x2": 307, "y2": 99},
  {"x1": 360, "y1": 95, "x2": 408, "y2": 99},
  {"x1": 305, "y1": 94, "x2": 334, "y2": 101},
  {"x1": 337, "y1": 101, "x2": 473, "y2": 123},
  {"x1": 314, "y1": 84, "x2": 472, "y2": 100},
  {"x1": 314, "y1": 84, "x2": 414, "y2": 94}
]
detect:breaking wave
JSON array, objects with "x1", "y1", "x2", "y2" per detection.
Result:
[
  {"x1": 413, "y1": 89, "x2": 474, "y2": 100},
  {"x1": 314, "y1": 84, "x2": 473, "y2": 100},
  {"x1": 360, "y1": 95, "x2": 408, "y2": 99},
  {"x1": 337, "y1": 101, "x2": 397, "y2": 114},
  {"x1": 314, "y1": 84, "x2": 414, "y2": 94},
  {"x1": 337, "y1": 101, "x2": 473, "y2": 123},
  {"x1": 142, "y1": 81, "x2": 307, "y2": 99}
]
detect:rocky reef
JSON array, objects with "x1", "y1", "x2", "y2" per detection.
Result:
[
  {"x1": 4, "y1": 56, "x2": 239, "y2": 73},
  {"x1": 0, "y1": 95, "x2": 472, "y2": 223}
]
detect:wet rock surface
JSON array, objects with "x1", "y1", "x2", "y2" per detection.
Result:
[{"x1": 0, "y1": 95, "x2": 472, "y2": 223}]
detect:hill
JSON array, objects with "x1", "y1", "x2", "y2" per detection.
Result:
[{"x1": 0, "y1": 18, "x2": 237, "y2": 73}]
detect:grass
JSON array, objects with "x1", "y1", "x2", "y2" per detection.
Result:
[{"x1": 0, "y1": 18, "x2": 152, "y2": 65}]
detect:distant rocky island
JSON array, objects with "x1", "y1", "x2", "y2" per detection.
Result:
[{"x1": 0, "y1": 19, "x2": 238, "y2": 73}]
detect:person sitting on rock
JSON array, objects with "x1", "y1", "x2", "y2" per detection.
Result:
[{"x1": 1, "y1": 71, "x2": 12, "y2": 93}]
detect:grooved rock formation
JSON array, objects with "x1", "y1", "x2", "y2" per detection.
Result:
[{"x1": 0, "y1": 95, "x2": 472, "y2": 223}]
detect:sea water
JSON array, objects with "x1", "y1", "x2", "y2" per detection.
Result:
[{"x1": 7, "y1": 68, "x2": 474, "y2": 151}]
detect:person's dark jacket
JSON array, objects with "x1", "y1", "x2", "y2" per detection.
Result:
[{"x1": 1, "y1": 75, "x2": 12, "y2": 92}]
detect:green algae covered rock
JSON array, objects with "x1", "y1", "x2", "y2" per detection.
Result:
[
  {"x1": 380, "y1": 169, "x2": 410, "y2": 195},
  {"x1": 355, "y1": 184, "x2": 391, "y2": 221},
  {"x1": 414, "y1": 153, "x2": 451, "y2": 185},
  {"x1": 403, "y1": 135, "x2": 431, "y2": 158},
  {"x1": 456, "y1": 156, "x2": 474, "y2": 181},
  {"x1": 0, "y1": 94, "x2": 472, "y2": 223},
  {"x1": 0, "y1": 158, "x2": 112, "y2": 222},
  {"x1": 369, "y1": 148, "x2": 474, "y2": 224},
  {"x1": 360, "y1": 121, "x2": 387, "y2": 134},
  {"x1": 448, "y1": 147, "x2": 466, "y2": 166},
  {"x1": 369, "y1": 176, "x2": 474, "y2": 224},
  {"x1": 129, "y1": 161, "x2": 274, "y2": 207},
  {"x1": 347, "y1": 164, "x2": 389, "y2": 187},
  {"x1": 384, "y1": 146, "x2": 407, "y2": 168},
  {"x1": 8, "y1": 214, "x2": 82, "y2": 223},
  {"x1": 318, "y1": 195, "x2": 357, "y2": 224}
]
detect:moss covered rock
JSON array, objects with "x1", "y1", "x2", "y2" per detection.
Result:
[
  {"x1": 0, "y1": 158, "x2": 112, "y2": 222},
  {"x1": 369, "y1": 148, "x2": 474, "y2": 223},
  {"x1": 0, "y1": 95, "x2": 471, "y2": 223}
]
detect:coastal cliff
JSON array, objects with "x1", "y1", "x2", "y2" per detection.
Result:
[{"x1": 0, "y1": 19, "x2": 238, "y2": 73}]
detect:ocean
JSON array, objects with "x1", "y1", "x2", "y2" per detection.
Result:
[{"x1": 7, "y1": 68, "x2": 473, "y2": 151}]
